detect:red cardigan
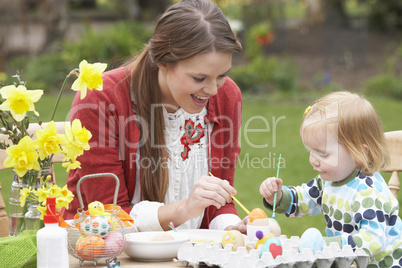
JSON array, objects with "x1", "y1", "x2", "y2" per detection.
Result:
[{"x1": 62, "y1": 67, "x2": 242, "y2": 229}]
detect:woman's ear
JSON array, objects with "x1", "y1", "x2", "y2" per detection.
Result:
[{"x1": 157, "y1": 62, "x2": 168, "y2": 73}]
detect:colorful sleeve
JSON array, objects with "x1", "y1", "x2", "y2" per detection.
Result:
[
  {"x1": 284, "y1": 176, "x2": 324, "y2": 218},
  {"x1": 340, "y1": 188, "x2": 401, "y2": 260}
]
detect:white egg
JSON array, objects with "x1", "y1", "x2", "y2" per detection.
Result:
[{"x1": 268, "y1": 218, "x2": 281, "y2": 237}]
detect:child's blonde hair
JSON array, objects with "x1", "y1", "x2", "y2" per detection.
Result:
[{"x1": 300, "y1": 91, "x2": 389, "y2": 174}]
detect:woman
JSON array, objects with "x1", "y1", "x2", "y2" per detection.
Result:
[{"x1": 62, "y1": 0, "x2": 247, "y2": 233}]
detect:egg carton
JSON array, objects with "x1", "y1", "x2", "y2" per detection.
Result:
[{"x1": 175, "y1": 235, "x2": 370, "y2": 268}]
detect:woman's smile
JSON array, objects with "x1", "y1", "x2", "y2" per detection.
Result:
[{"x1": 191, "y1": 94, "x2": 210, "y2": 107}]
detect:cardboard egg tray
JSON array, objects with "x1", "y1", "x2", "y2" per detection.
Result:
[{"x1": 175, "y1": 235, "x2": 370, "y2": 268}]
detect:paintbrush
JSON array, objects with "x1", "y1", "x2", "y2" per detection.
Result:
[
  {"x1": 272, "y1": 154, "x2": 282, "y2": 218},
  {"x1": 209, "y1": 172, "x2": 250, "y2": 215}
]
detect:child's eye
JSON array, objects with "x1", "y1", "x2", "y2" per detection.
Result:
[{"x1": 318, "y1": 152, "x2": 328, "y2": 158}]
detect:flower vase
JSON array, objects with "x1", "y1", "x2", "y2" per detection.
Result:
[
  {"x1": 24, "y1": 200, "x2": 41, "y2": 231},
  {"x1": 8, "y1": 166, "x2": 54, "y2": 237}
]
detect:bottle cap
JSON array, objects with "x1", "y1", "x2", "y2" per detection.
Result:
[{"x1": 43, "y1": 197, "x2": 59, "y2": 224}]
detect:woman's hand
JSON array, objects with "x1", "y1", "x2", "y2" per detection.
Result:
[
  {"x1": 260, "y1": 177, "x2": 283, "y2": 206},
  {"x1": 184, "y1": 175, "x2": 237, "y2": 219},
  {"x1": 225, "y1": 215, "x2": 248, "y2": 234},
  {"x1": 158, "y1": 175, "x2": 236, "y2": 231}
]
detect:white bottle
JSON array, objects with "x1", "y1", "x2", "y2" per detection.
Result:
[{"x1": 37, "y1": 196, "x2": 69, "y2": 268}]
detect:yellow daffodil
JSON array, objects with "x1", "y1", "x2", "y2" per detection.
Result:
[
  {"x1": 37, "y1": 204, "x2": 47, "y2": 220},
  {"x1": 56, "y1": 196, "x2": 71, "y2": 209},
  {"x1": 60, "y1": 185, "x2": 74, "y2": 200},
  {"x1": 35, "y1": 187, "x2": 50, "y2": 203},
  {"x1": 32, "y1": 121, "x2": 66, "y2": 160},
  {"x1": 0, "y1": 84, "x2": 43, "y2": 121},
  {"x1": 29, "y1": 183, "x2": 74, "y2": 216},
  {"x1": 4, "y1": 136, "x2": 40, "y2": 177},
  {"x1": 71, "y1": 60, "x2": 107, "y2": 100},
  {"x1": 48, "y1": 185, "x2": 61, "y2": 198},
  {"x1": 64, "y1": 119, "x2": 92, "y2": 159},
  {"x1": 44, "y1": 175, "x2": 53, "y2": 183},
  {"x1": 62, "y1": 159, "x2": 81, "y2": 172},
  {"x1": 20, "y1": 187, "x2": 32, "y2": 207}
]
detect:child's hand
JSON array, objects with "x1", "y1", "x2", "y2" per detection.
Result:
[{"x1": 260, "y1": 177, "x2": 283, "y2": 206}]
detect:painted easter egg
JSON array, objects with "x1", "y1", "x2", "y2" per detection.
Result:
[
  {"x1": 76, "y1": 235, "x2": 105, "y2": 260},
  {"x1": 248, "y1": 208, "x2": 269, "y2": 226},
  {"x1": 221, "y1": 230, "x2": 244, "y2": 251},
  {"x1": 80, "y1": 215, "x2": 111, "y2": 238},
  {"x1": 298, "y1": 228, "x2": 324, "y2": 254},
  {"x1": 260, "y1": 237, "x2": 282, "y2": 258},
  {"x1": 268, "y1": 218, "x2": 281, "y2": 237},
  {"x1": 255, "y1": 232, "x2": 275, "y2": 248},
  {"x1": 103, "y1": 231, "x2": 127, "y2": 258}
]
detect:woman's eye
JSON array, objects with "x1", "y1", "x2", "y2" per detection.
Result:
[{"x1": 193, "y1": 77, "x2": 205, "y2": 82}]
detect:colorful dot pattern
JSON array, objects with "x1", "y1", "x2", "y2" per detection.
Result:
[{"x1": 283, "y1": 171, "x2": 402, "y2": 267}]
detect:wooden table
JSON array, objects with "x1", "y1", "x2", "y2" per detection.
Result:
[{"x1": 69, "y1": 253, "x2": 184, "y2": 267}]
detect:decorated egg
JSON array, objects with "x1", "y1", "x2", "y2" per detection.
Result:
[
  {"x1": 247, "y1": 208, "x2": 271, "y2": 241},
  {"x1": 268, "y1": 218, "x2": 281, "y2": 237},
  {"x1": 298, "y1": 228, "x2": 324, "y2": 254},
  {"x1": 76, "y1": 235, "x2": 105, "y2": 260},
  {"x1": 255, "y1": 232, "x2": 275, "y2": 248},
  {"x1": 260, "y1": 237, "x2": 282, "y2": 258},
  {"x1": 80, "y1": 215, "x2": 111, "y2": 238},
  {"x1": 103, "y1": 231, "x2": 127, "y2": 258},
  {"x1": 247, "y1": 208, "x2": 269, "y2": 226},
  {"x1": 221, "y1": 230, "x2": 244, "y2": 251}
]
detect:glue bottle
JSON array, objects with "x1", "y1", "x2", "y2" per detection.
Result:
[{"x1": 37, "y1": 196, "x2": 69, "y2": 268}]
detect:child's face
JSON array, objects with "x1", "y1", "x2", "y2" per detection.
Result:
[{"x1": 302, "y1": 128, "x2": 357, "y2": 182}]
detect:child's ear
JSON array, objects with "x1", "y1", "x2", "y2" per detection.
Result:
[{"x1": 362, "y1": 144, "x2": 369, "y2": 154}]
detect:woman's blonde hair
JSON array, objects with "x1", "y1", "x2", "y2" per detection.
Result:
[
  {"x1": 301, "y1": 91, "x2": 389, "y2": 174},
  {"x1": 123, "y1": 0, "x2": 242, "y2": 202}
]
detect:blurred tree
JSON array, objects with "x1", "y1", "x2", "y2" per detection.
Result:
[
  {"x1": 116, "y1": 0, "x2": 141, "y2": 20},
  {"x1": 137, "y1": 0, "x2": 171, "y2": 20},
  {"x1": 305, "y1": 0, "x2": 324, "y2": 25},
  {"x1": 69, "y1": 0, "x2": 97, "y2": 9},
  {"x1": 324, "y1": 0, "x2": 349, "y2": 28},
  {"x1": 368, "y1": 0, "x2": 402, "y2": 31},
  {"x1": 41, "y1": 0, "x2": 70, "y2": 52},
  {"x1": 305, "y1": 0, "x2": 402, "y2": 31}
]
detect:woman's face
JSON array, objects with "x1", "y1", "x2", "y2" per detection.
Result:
[{"x1": 158, "y1": 51, "x2": 232, "y2": 114}]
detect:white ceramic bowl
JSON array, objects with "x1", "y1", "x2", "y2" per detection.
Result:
[{"x1": 124, "y1": 231, "x2": 190, "y2": 261}]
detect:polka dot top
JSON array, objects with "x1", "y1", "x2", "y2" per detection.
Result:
[{"x1": 281, "y1": 170, "x2": 402, "y2": 267}]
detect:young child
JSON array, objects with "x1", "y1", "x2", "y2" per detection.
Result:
[{"x1": 260, "y1": 91, "x2": 402, "y2": 267}]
